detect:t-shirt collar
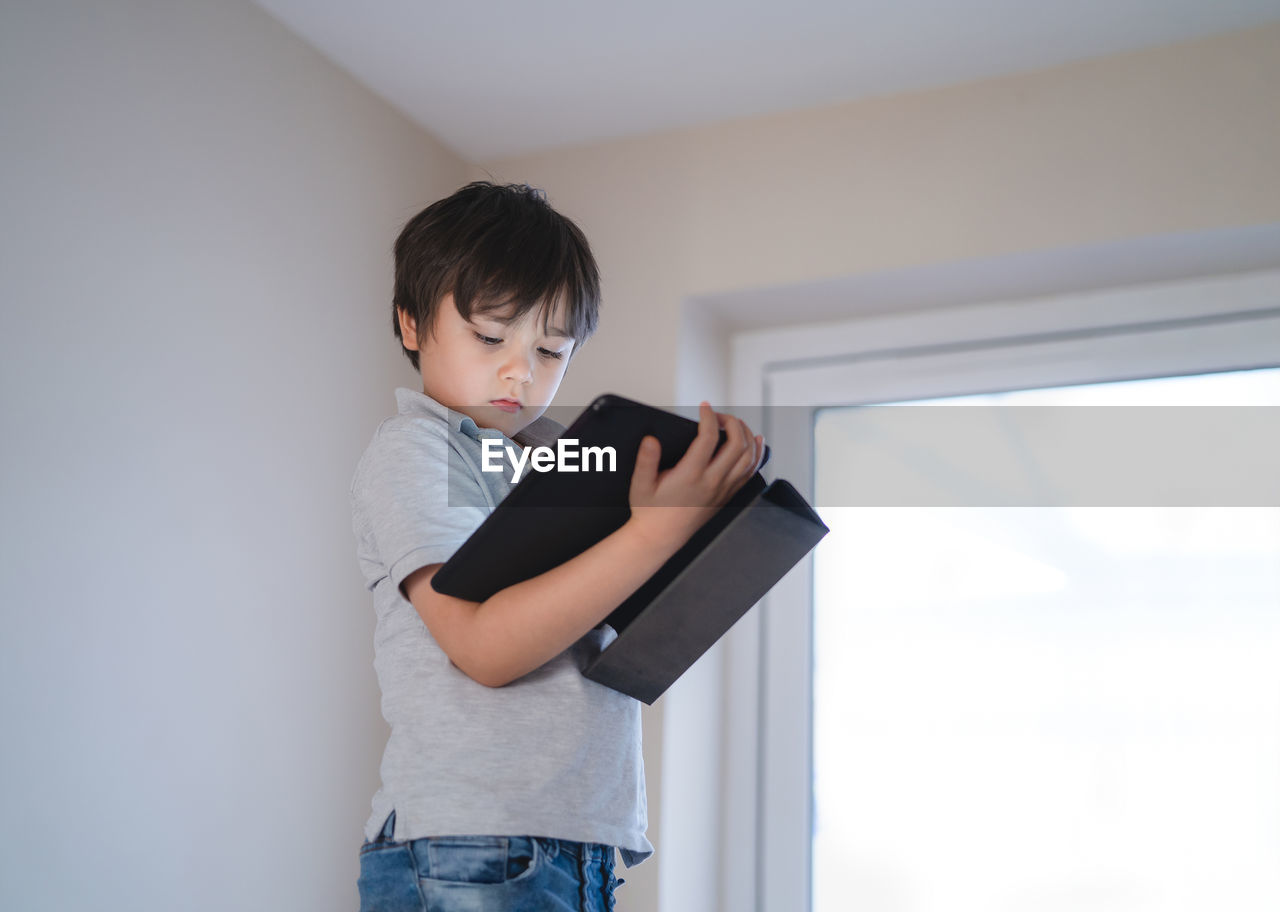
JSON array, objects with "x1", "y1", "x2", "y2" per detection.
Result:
[{"x1": 394, "y1": 387, "x2": 509, "y2": 442}]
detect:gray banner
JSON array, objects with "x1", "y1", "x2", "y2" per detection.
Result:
[
  {"x1": 462, "y1": 404, "x2": 1278, "y2": 507},
  {"x1": 812, "y1": 405, "x2": 1279, "y2": 506}
]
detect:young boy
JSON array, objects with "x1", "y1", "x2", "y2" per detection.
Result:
[{"x1": 350, "y1": 182, "x2": 764, "y2": 911}]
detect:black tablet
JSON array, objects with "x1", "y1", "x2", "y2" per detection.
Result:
[{"x1": 430, "y1": 393, "x2": 771, "y2": 604}]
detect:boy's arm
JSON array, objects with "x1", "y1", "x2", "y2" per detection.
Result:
[
  {"x1": 401, "y1": 517, "x2": 690, "y2": 688},
  {"x1": 402, "y1": 401, "x2": 764, "y2": 688}
]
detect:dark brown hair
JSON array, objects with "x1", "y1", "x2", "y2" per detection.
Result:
[{"x1": 392, "y1": 181, "x2": 600, "y2": 371}]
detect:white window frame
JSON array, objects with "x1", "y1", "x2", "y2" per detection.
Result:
[{"x1": 721, "y1": 268, "x2": 1280, "y2": 912}]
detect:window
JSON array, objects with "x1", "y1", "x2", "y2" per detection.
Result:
[
  {"x1": 813, "y1": 369, "x2": 1280, "y2": 912},
  {"x1": 723, "y1": 269, "x2": 1280, "y2": 911}
]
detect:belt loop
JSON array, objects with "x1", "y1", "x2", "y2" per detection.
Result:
[
  {"x1": 600, "y1": 846, "x2": 610, "y2": 910},
  {"x1": 380, "y1": 809, "x2": 396, "y2": 841}
]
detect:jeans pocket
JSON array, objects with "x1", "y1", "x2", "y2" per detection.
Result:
[{"x1": 419, "y1": 835, "x2": 541, "y2": 885}]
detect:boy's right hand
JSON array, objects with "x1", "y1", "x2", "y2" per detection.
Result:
[{"x1": 627, "y1": 401, "x2": 765, "y2": 551}]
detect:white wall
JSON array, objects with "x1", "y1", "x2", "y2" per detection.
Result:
[
  {"x1": 0, "y1": 1, "x2": 465, "y2": 909},
  {"x1": 475, "y1": 22, "x2": 1280, "y2": 911},
  {"x1": 481, "y1": 22, "x2": 1280, "y2": 409}
]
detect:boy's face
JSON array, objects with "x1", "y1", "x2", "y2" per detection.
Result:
[{"x1": 399, "y1": 293, "x2": 576, "y2": 439}]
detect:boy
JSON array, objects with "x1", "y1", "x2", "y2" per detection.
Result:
[{"x1": 350, "y1": 182, "x2": 764, "y2": 911}]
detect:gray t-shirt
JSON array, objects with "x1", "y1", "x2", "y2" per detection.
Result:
[{"x1": 349, "y1": 387, "x2": 652, "y2": 867}]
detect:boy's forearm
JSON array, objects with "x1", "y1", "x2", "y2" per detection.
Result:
[{"x1": 461, "y1": 518, "x2": 686, "y2": 687}]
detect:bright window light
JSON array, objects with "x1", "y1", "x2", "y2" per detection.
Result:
[{"x1": 812, "y1": 368, "x2": 1280, "y2": 912}]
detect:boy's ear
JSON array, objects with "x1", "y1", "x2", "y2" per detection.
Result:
[{"x1": 397, "y1": 308, "x2": 421, "y2": 352}]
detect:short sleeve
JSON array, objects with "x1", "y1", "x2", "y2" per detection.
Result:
[{"x1": 350, "y1": 423, "x2": 490, "y2": 597}]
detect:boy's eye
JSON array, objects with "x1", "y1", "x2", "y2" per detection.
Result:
[{"x1": 474, "y1": 332, "x2": 566, "y2": 361}]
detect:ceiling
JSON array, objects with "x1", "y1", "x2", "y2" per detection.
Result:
[{"x1": 252, "y1": 0, "x2": 1280, "y2": 162}]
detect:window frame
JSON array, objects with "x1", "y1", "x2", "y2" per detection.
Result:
[{"x1": 721, "y1": 268, "x2": 1280, "y2": 912}]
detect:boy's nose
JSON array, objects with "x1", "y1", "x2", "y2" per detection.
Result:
[{"x1": 500, "y1": 352, "x2": 534, "y2": 383}]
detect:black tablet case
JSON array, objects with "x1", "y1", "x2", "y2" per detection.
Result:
[{"x1": 431, "y1": 393, "x2": 829, "y2": 704}]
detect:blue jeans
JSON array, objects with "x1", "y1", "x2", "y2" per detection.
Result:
[{"x1": 357, "y1": 811, "x2": 624, "y2": 911}]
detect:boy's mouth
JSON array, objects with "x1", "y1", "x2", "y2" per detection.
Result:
[{"x1": 491, "y1": 399, "x2": 522, "y2": 413}]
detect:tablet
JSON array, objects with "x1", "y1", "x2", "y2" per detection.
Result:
[{"x1": 430, "y1": 393, "x2": 771, "y2": 603}]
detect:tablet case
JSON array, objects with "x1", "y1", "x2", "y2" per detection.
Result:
[{"x1": 432, "y1": 393, "x2": 829, "y2": 704}]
